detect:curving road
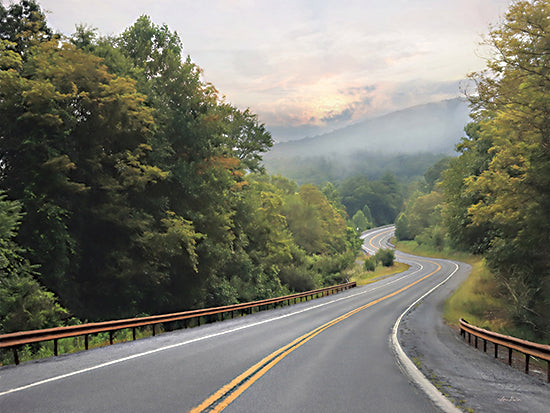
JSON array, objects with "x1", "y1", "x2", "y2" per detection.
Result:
[{"x1": 1, "y1": 227, "x2": 546, "y2": 412}]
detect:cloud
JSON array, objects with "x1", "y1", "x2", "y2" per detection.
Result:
[
  {"x1": 321, "y1": 107, "x2": 354, "y2": 123},
  {"x1": 37, "y1": 0, "x2": 511, "y2": 140}
]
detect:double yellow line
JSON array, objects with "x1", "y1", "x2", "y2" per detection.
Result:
[{"x1": 190, "y1": 256, "x2": 442, "y2": 412}]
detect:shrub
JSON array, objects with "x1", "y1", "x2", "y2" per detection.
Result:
[
  {"x1": 364, "y1": 257, "x2": 376, "y2": 272},
  {"x1": 374, "y1": 248, "x2": 395, "y2": 267}
]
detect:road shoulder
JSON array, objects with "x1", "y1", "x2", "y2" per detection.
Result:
[{"x1": 397, "y1": 260, "x2": 550, "y2": 413}]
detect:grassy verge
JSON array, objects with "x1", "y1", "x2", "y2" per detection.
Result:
[
  {"x1": 348, "y1": 254, "x2": 409, "y2": 286},
  {"x1": 395, "y1": 239, "x2": 550, "y2": 376},
  {"x1": 0, "y1": 325, "x2": 161, "y2": 366},
  {"x1": 394, "y1": 240, "x2": 511, "y2": 333}
]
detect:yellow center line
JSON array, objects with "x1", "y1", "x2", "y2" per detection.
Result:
[
  {"x1": 190, "y1": 254, "x2": 443, "y2": 413},
  {"x1": 368, "y1": 227, "x2": 394, "y2": 250}
]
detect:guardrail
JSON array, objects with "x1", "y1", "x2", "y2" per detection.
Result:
[
  {"x1": 459, "y1": 318, "x2": 550, "y2": 383},
  {"x1": 0, "y1": 282, "x2": 356, "y2": 365}
]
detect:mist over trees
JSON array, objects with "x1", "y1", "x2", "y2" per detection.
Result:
[
  {"x1": 396, "y1": 0, "x2": 550, "y2": 341},
  {"x1": 263, "y1": 99, "x2": 469, "y2": 185},
  {"x1": 0, "y1": 1, "x2": 360, "y2": 332}
]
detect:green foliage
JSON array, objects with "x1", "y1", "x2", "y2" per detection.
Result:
[
  {"x1": 265, "y1": 151, "x2": 449, "y2": 187},
  {"x1": 454, "y1": 0, "x2": 550, "y2": 339},
  {"x1": 0, "y1": 192, "x2": 67, "y2": 333},
  {"x1": 351, "y1": 210, "x2": 370, "y2": 232},
  {"x1": 398, "y1": 1, "x2": 550, "y2": 340},
  {"x1": 0, "y1": 0, "x2": 54, "y2": 56},
  {"x1": 363, "y1": 257, "x2": 376, "y2": 272},
  {"x1": 424, "y1": 157, "x2": 452, "y2": 192},
  {"x1": 338, "y1": 172, "x2": 403, "y2": 226},
  {"x1": 395, "y1": 190, "x2": 444, "y2": 249},
  {"x1": 374, "y1": 249, "x2": 395, "y2": 267},
  {"x1": 0, "y1": 1, "x2": 362, "y2": 336}
]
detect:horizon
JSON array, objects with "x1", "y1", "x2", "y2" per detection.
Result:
[{"x1": 32, "y1": 0, "x2": 511, "y2": 140}]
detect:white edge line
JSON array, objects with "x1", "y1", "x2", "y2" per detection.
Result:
[
  {"x1": 1, "y1": 257, "x2": 422, "y2": 397},
  {"x1": 390, "y1": 261, "x2": 463, "y2": 413}
]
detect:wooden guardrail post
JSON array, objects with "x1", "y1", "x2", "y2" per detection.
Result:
[
  {"x1": 13, "y1": 346, "x2": 19, "y2": 365},
  {"x1": 0, "y1": 282, "x2": 356, "y2": 365},
  {"x1": 459, "y1": 318, "x2": 550, "y2": 383}
]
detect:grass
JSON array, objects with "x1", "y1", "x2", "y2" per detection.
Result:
[
  {"x1": 395, "y1": 238, "x2": 550, "y2": 382},
  {"x1": 349, "y1": 253, "x2": 410, "y2": 286},
  {"x1": 0, "y1": 325, "x2": 161, "y2": 366},
  {"x1": 394, "y1": 239, "x2": 512, "y2": 335}
]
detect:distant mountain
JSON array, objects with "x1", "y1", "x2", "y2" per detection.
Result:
[{"x1": 265, "y1": 98, "x2": 470, "y2": 160}]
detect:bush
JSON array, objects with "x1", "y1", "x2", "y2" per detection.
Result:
[
  {"x1": 374, "y1": 248, "x2": 395, "y2": 267},
  {"x1": 364, "y1": 257, "x2": 376, "y2": 272}
]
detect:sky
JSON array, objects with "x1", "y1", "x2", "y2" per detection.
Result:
[{"x1": 31, "y1": 0, "x2": 512, "y2": 141}]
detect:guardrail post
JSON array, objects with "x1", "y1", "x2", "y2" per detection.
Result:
[
  {"x1": 13, "y1": 346, "x2": 19, "y2": 365},
  {"x1": 0, "y1": 282, "x2": 356, "y2": 366},
  {"x1": 459, "y1": 318, "x2": 550, "y2": 383},
  {"x1": 474, "y1": 336, "x2": 478, "y2": 349}
]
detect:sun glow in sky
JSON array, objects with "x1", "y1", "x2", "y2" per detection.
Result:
[{"x1": 33, "y1": 0, "x2": 512, "y2": 140}]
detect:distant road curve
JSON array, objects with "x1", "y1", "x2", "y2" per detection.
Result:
[{"x1": 1, "y1": 227, "x2": 531, "y2": 412}]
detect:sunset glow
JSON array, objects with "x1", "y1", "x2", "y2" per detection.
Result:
[{"x1": 34, "y1": 0, "x2": 512, "y2": 140}]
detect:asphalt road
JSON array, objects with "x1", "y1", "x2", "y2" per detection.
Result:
[
  {"x1": 1, "y1": 227, "x2": 546, "y2": 412},
  {"x1": 395, "y1": 245, "x2": 550, "y2": 413}
]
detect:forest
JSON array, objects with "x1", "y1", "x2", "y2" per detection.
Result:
[
  {"x1": 4, "y1": 0, "x2": 547, "y2": 347},
  {"x1": 396, "y1": 0, "x2": 550, "y2": 341},
  {"x1": 0, "y1": 1, "x2": 380, "y2": 333}
]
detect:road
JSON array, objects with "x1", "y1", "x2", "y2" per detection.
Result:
[{"x1": 1, "y1": 227, "x2": 544, "y2": 412}]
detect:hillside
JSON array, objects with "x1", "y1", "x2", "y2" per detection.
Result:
[
  {"x1": 266, "y1": 98, "x2": 470, "y2": 159},
  {"x1": 263, "y1": 98, "x2": 470, "y2": 184}
]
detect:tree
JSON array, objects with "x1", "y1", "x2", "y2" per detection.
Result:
[
  {"x1": 0, "y1": 24, "x2": 175, "y2": 318},
  {"x1": 0, "y1": 192, "x2": 66, "y2": 333},
  {"x1": 444, "y1": 0, "x2": 550, "y2": 338},
  {"x1": 351, "y1": 210, "x2": 369, "y2": 232},
  {"x1": 0, "y1": 0, "x2": 53, "y2": 56},
  {"x1": 424, "y1": 157, "x2": 452, "y2": 192},
  {"x1": 338, "y1": 173, "x2": 403, "y2": 226}
]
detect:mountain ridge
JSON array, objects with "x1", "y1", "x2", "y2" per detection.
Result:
[{"x1": 265, "y1": 98, "x2": 471, "y2": 160}]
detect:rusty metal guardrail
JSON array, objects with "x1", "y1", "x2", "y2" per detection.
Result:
[
  {"x1": 459, "y1": 318, "x2": 550, "y2": 383},
  {"x1": 0, "y1": 282, "x2": 356, "y2": 365}
]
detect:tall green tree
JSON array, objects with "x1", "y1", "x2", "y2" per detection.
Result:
[
  {"x1": 0, "y1": 192, "x2": 66, "y2": 333},
  {"x1": 0, "y1": 0, "x2": 53, "y2": 56},
  {"x1": 338, "y1": 172, "x2": 403, "y2": 225},
  {"x1": 444, "y1": 0, "x2": 550, "y2": 338},
  {"x1": 0, "y1": 11, "x2": 175, "y2": 318}
]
